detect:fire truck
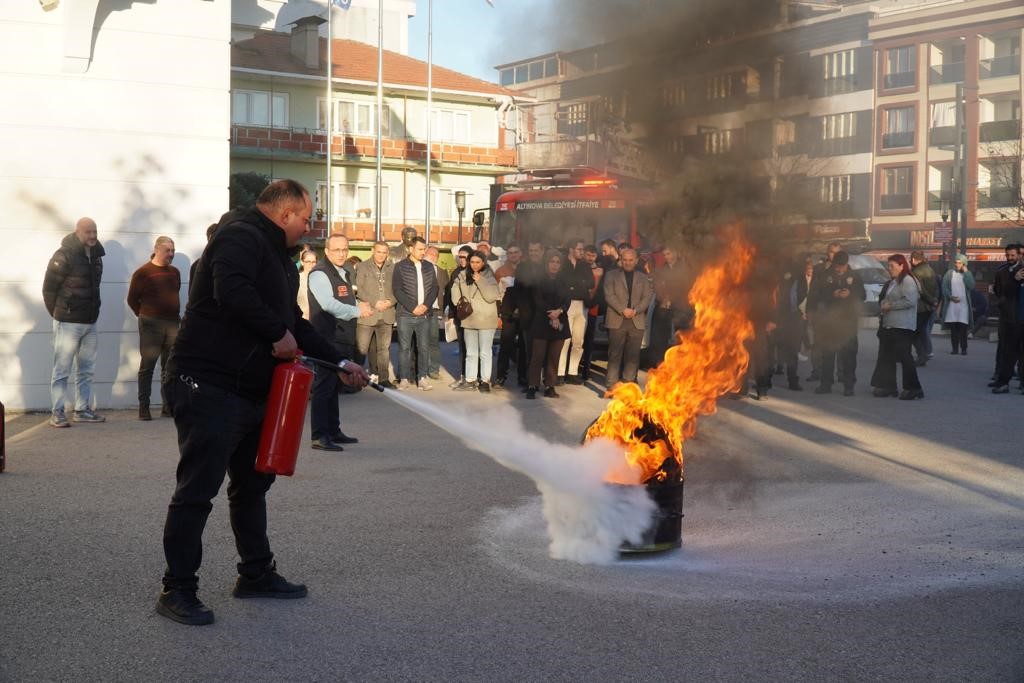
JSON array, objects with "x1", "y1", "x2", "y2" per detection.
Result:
[{"x1": 487, "y1": 140, "x2": 653, "y2": 252}]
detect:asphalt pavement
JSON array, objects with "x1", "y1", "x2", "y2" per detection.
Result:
[{"x1": 2, "y1": 331, "x2": 1023, "y2": 682}]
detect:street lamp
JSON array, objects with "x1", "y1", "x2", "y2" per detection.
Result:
[{"x1": 454, "y1": 190, "x2": 467, "y2": 242}]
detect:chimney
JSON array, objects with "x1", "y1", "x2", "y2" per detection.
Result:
[{"x1": 290, "y1": 15, "x2": 327, "y2": 70}]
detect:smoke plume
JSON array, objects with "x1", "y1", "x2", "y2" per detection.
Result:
[{"x1": 382, "y1": 391, "x2": 656, "y2": 564}]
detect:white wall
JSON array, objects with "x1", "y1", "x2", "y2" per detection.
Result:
[{"x1": 0, "y1": 0, "x2": 231, "y2": 411}]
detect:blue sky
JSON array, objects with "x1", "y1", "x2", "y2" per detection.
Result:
[{"x1": 407, "y1": 0, "x2": 555, "y2": 83}]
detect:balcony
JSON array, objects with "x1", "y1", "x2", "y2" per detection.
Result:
[
  {"x1": 883, "y1": 70, "x2": 915, "y2": 89},
  {"x1": 823, "y1": 75, "x2": 858, "y2": 97},
  {"x1": 927, "y1": 189, "x2": 953, "y2": 210},
  {"x1": 979, "y1": 119, "x2": 1022, "y2": 143},
  {"x1": 880, "y1": 193, "x2": 913, "y2": 211},
  {"x1": 814, "y1": 202, "x2": 858, "y2": 220},
  {"x1": 978, "y1": 187, "x2": 1020, "y2": 208},
  {"x1": 929, "y1": 62, "x2": 964, "y2": 85},
  {"x1": 929, "y1": 126, "x2": 956, "y2": 146},
  {"x1": 882, "y1": 131, "x2": 914, "y2": 149},
  {"x1": 980, "y1": 55, "x2": 1021, "y2": 79},
  {"x1": 230, "y1": 125, "x2": 517, "y2": 170}
]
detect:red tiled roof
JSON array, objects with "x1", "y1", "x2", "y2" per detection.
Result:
[{"x1": 233, "y1": 31, "x2": 516, "y2": 97}]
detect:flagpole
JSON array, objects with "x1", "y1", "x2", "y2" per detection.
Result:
[
  {"x1": 375, "y1": 0, "x2": 383, "y2": 241},
  {"x1": 424, "y1": 0, "x2": 433, "y2": 243},
  {"x1": 325, "y1": 2, "x2": 333, "y2": 230}
]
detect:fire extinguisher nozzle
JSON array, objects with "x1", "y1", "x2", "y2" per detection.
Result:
[{"x1": 368, "y1": 381, "x2": 386, "y2": 392}]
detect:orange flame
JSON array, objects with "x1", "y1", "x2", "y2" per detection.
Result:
[{"x1": 586, "y1": 231, "x2": 756, "y2": 484}]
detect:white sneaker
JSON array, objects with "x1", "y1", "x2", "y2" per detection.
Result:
[
  {"x1": 396, "y1": 379, "x2": 413, "y2": 390},
  {"x1": 417, "y1": 379, "x2": 434, "y2": 391}
]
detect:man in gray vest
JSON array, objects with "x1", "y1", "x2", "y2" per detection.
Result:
[
  {"x1": 355, "y1": 241, "x2": 397, "y2": 388},
  {"x1": 308, "y1": 234, "x2": 372, "y2": 450}
]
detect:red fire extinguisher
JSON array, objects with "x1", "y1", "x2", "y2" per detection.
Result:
[{"x1": 255, "y1": 355, "x2": 315, "y2": 476}]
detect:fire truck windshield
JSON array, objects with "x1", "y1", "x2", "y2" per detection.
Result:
[{"x1": 492, "y1": 205, "x2": 631, "y2": 249}]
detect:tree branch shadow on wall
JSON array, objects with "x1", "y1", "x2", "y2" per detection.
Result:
[{"x1": 13, "y1": 153, "x2": 200, "y2": 411}]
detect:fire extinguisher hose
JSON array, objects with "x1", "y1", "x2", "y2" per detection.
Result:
[{"x1": 298, "y1": 355, "x2": 386, "y2": 392}]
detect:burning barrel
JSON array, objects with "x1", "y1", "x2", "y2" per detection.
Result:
[{"x1": 585, "y1": 417, "x2": 684, "y2": 554}]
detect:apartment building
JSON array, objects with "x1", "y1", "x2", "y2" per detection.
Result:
[
  {"x1": 869, "y1": 0, "x2": 1023, "y2": 261},
  {"x1": 231, "y1": 19, "x2": 520, "y2": 245},
  {"x1": 498, "y1": 0, "x2": 1023, "y2": 259}
]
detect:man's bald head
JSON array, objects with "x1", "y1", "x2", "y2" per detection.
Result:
[{"x1": 74, "y1": 217, "x2": 98, "y2": 248}]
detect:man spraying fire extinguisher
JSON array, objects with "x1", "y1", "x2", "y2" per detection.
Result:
[{"x1": 157, "y1": 180, "x2": 368, "y2": 627}]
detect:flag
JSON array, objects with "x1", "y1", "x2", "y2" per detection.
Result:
[{"x1": 332, "y1": 0, "x2": 352, "y2": 9}]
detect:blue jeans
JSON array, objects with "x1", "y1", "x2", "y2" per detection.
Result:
[
  {"x1": 464, "y1": 328, "x2": 496, "y2": 382},
  {"x1": 51, "y1": 321, "x2": 98, "y2": 414},
  {"x1": 397, "y1": 315, "x2": 431, "y2": 382}
]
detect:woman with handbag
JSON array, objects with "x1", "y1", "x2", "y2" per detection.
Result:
[
  {"x1": 446, "y1": 245, "x2": 474, "y2": 388},
  {"x1": 452, "y1": 250, "x2": 500, "y2": 392},
  {"x1": 870, "y1": 254, "x2": 924, "y2": 400}
]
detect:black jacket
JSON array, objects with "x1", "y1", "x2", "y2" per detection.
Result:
[
  {"x1": 560, "y1": 259, "x2": 594, "y2": 305},
  {"x1": 993, "y1": 262, "x2": 1021, "y2": 323},
  {"x1": 392, "y1": 257, "x2": 439, "y2": 317},
  {"x1": 169, "y1": 208, "x2": 341, "y2": 401},
  {"x1": 529, "y1": 274, "x2": 571, "y2": 340},
  {"x1": 42, "y1": 233, "x2": 105, "y2": 323}
]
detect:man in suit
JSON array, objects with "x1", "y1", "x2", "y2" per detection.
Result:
[
  {"x1": 424, "y1": 245, "x2": 449, "y2": 380},
  {"x1": 603, "y1": 248, "x2": 653, "y2": 387}
]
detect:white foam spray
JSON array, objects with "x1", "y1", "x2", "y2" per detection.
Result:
[{"x1": 383, "y1": 390, "x2": 656, "y2": 564}]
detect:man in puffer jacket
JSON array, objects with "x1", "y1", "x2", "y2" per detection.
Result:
[{"x1": 42, "y1": 217, "x2": 105, "y2": 427}]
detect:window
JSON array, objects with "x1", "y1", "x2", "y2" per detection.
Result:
[
  {"x1": 930, "y1": 102, "x2": 956, "y2": 128},
  {"x1": 823, "y1": 49, "x2": 857, "y2": 94},
  {"x1": 822, "y1": 112, "x2": 857, "y2": 140},
  {"x1": 884, "y1": 46, "x2": 916, "y2": 89},
  {"x1": 428, "y1": 108, "x2": 471, "y2": 143},
  {"x1": 775, "y1": 120, "x2": 795, "y2": 152},
  {"x1": 706, "y1": 73, "x2": 739, "y2": 100},
  {"x1": 662, "y1": 81, "x2": 685, "y2": 108},
  {"x1": 544, "y1": 58, "x2": 559, "y2": 78},
  {"x1": 515, "y1": 65, "x2": 528, "y2": 83},
  {"x1": 232, "y1": 90, "x2": 288, "y2": 127},
  {"x1": 318, "y1": 99, "x2": 391, "y2": 137},
  {"x1": 820, "y1": 175, "x2": 852, "y2": 204},
  {"x1": 703, "y1": 128, "x2": 734, "y2": 155},
  {"x1": 558, "y1": 103, "x2": 589, "y2": 137},
  {"x1": 529, "y1": 61, "x2": 544, "y2": 80},
  {"x1": 316, "y1": 182, "x2": 391, "y2": 219},
  {"x1": 880, "y1": 166, "x2": 914, "y2": 210},
  {"x1": 431, "y1": 188, "x2": 466, "y2": 220},
  {"x1": 882, "y1": 106, "x2": 915, "y2": 149},
  {"x1": 499, "y1": 69, "x2": 514, "y2": 86}
]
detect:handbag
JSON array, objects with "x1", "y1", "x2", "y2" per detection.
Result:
[
  {"x1": 456, "y1": 296, "x2": 474, "y2": 321},
  {"x1": 444, "y1": 317, "x2": 458, "y2": 342}
]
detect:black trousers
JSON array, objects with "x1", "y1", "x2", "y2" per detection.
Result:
[
  {"x1": 162, "y1": 376, "x2": 275, "y2": 590},
  {"x1": 496, "y1": 316, "x2": 526, "y2": 383},
  {"x1": 138, "y1": 316, "x2": 179, "y2": 405},
  {"x1": 948, "y1": 322, "x2": 969, "y2": 353},
  {"x1": 776, "y1": 318, "x2": 802, "y2": 383},
  {"x1": 310, "y1": 367, "x2": 342, "y2": 441},
  {"x1": 871, "y1": 328, "x2": 921, "y2": 392},
  {"x1": 528, "y1": 337, "x2": 565, "y2": 388},
  {"x1": 996, "y1": 321, "x2": 1024, "y2": 384},
  {"x1": 821, "y1": 333, "x2": 858, "y2": 389}
]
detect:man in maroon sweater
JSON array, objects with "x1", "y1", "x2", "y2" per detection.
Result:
[{"x1": 127, "y1": 236, "x2": 181, "y2": 420}]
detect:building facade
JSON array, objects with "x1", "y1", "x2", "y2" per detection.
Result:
[
  {"x1": 498, "y1": 0, "x2": 1023, "y2": 260},
  {"x1": 230, "y1": 22, "x2": 521, "y2": 246},
  {"x1": 1, "y1": 0, "x2": 231, "y2": 411}
]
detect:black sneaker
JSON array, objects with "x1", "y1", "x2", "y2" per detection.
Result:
[
  {"x1": 478, "y1": 381, "x2": 491, "y2": 393},
  {"x1": 156, "y1": 589, "x2": 215, "y2": 626},
  {"x1": 139, "y1": 405, "x2": 152, "y2": 421},
  {"x1": 332, "y1": 432, "x2": 359, "y2": 445},
  {"x1": 311, "y1": 438, "x2": 343, "y2": 452},
  {"x1": 565, "y1": 375, "x2": 584, "y2": 385},
  {"x1": 160, "y1": 404, "x2": 173, "y2": 418},
  {"x1": 232, "y1": 568, "x2": 307, "y2": 599},
  {"x1": 544, "y1": 386, "x2": 559, "y2": 398},
  {"x1": 525, "y1": 387, "x2": 538, "y2": 399}
]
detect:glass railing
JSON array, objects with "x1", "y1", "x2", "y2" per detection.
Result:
[
  {"x1": 882, "y1": 131, "x2": 914, "y2": 149},
  {"x1": 977, "y1": 187, "x2": 1019, "y2": 208},
  {"x1": 980, "y1": 55, "x2": 1021, "y2": 79},
  {"x1": 880, "y1": 194, "x2": 913, "y2": 211},
  {"x1": 927, "y1": 190, "x2": 953, "y2": 210},
  {"x1": 979, "y1": 119, "x2": 1021, "y2": 143},
  {"x1": 929, "y1": 126, "x2": 956, "y2": 146},
  {"x1": 928, "y1": 62, "x2": 964, "y2": 84},
  {"x1": 883, "y1": 70, "x2": 915, "y2": 89}
]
